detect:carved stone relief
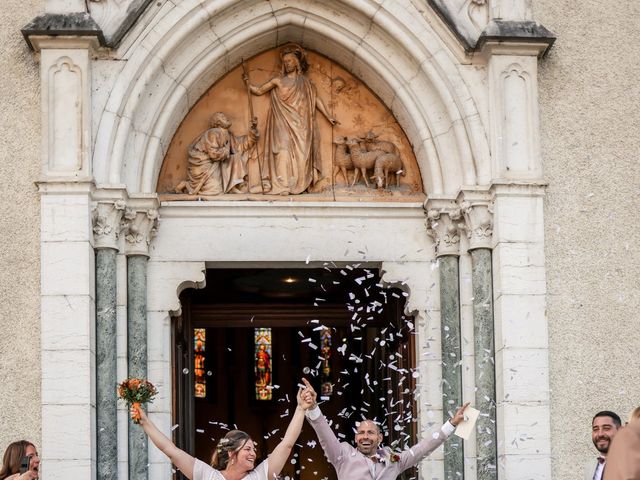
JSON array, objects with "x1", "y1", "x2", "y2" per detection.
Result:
[
  {"x1": 49, "y1": 57, "x2": 82, "y2": 172},
  {"x1": 157, "y1": 45, "x2": 423, "y2": 201},
  {"x1": 425, "y1": 208, "x2": 463, "y2": 257},
  {"x1": 92, "y1": 200, "x2": 126, "y2": 250},
  {"x1": 121, "y1": 208, "x2": 159, "y2": 257}
]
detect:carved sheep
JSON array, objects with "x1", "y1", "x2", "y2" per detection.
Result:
[
  {"x1": 346, "y1": 138, "x2": 386, "y2": 188},
  {"x1": 332, "y1": 136, "x2": 354, "y2": 185},
  {"x1": 360, "y1": 131, "x2": 399, "y2": 156},
  {"x1": 371, "y1": 153, "x2": 405, "y2": 189}
]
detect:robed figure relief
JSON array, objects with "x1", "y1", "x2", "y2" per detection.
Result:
[
  {"x1": 244, "y1": 44, "x2": 338, "y2": 195},
  {"x1": 158, "y1": 45, "x2": 424, "y2": 198},
  {"x1": 175, "y1": 112, "x2": 258, "y2": 195}
]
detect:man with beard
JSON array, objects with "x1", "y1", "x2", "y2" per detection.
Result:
[
  {"x1": 301, "y1": 378, "x2": 468, "y2": 479},
  {"x1": 584, "y1": 411, "x2": 622, "y2": 480}
]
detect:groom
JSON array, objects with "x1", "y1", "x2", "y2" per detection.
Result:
[{"x1": 301, "y1": 378, "x2": 468, "y2": 479}]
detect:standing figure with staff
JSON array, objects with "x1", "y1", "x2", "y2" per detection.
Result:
[{"x1": 243, "y1": 44, "x2": 338, "y2": 195}]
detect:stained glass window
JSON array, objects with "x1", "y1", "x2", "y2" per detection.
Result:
[
  {"x1": 320, "y1": 327, "x2": 332, "y2": 398},
  {"x1": 254, "y1": 327, "x2": 272, "y2": 400},
  {"x1": 194, "y1": 328, "x2": 206, "y2": 398}
]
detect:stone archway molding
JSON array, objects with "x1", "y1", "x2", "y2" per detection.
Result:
[{"x1": 92, "y1": 0, "x2": 491, "y2": 196}]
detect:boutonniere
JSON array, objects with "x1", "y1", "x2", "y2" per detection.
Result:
[{"x1": 375, "y1": 450, "x2": 400, "y2": 463}]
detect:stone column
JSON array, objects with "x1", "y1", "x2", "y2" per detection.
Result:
[
  {"x1": 23, "y1": 14, "x2": 102, "y2": 475},
  {"x1": 123, "y1": 203, "x2": 159, "y2": 480},
  {"x1": 459, "y1": 192, "x2": 496, "y2": 480},
  {"x1": 93, "y1": 199, "x2": 126, "y2": 480},
  {"x1": 426, "y1": 201, "x2": 464, "y2": 480}
]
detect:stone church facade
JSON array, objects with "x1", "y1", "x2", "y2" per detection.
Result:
[{"x1": 0, "y1": 1, "x2": 638, "y2": 480}]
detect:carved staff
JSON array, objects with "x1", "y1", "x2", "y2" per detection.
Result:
[
  {"x1": 242, "y1": 58, "x2": 265, "y2": 194},
  {"x1": 330, "y1": 62, "x2": 336, "y2": 201}
]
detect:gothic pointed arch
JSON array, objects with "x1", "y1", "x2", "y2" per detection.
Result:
[{"x1": 92, "y1": 0, "x2": 490, "y2": 196}]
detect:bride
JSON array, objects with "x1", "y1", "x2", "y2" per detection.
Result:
[{"x1": 132, "y1": 382, "x2": 313, "y2": 480}]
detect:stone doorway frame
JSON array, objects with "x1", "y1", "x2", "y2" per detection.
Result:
[{"x1": 27, "y1": 2, "x2": 553, "y2": 479}]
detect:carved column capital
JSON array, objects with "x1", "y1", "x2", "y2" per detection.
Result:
[
  {"x1": 424, "y1": 200, "x2": 463, "y2": 257},
  {"x1": 457, "y1": 190, "x2": 494, "y2": 250},
  {"x1": 121, "y1": 208, "x2": 159, "y2": 257},
  {"x1": 92, "y1": 200, "x2": 126, "y2": 250}
]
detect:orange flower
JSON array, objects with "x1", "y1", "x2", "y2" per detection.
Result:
[{"x1": 117, "y1": 378, "x2": 158, "y2": 424}]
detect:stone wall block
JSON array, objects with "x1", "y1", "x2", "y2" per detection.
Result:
[
  {"x1": 37, "y1": 460, "x2": 93, "y2": 480},
  {"x1": 41, "y1": 193, "x2": 93, "y2": 242},
  {"x1": 492, "y1": 239, "x2": 546, "y2": 297},
  {"x1": 147, "y1": 360, "x2": 171, "y2": 411},
  {"x1": 495, "y1": 348, "x2": 549, "y2": 403},
  {"x1": 42, "y1": 403, "x2": 94, "y2": 459},
  {"x1": 498, "y1": 454, "x2": 551, "y2": 480},
  {"x1": 41, "y1": 295, "x2": 94, "y2": 350},
  {"x1": 497, "y1": 402, "x2": 551, "y2": 456},
  {"x1": 42, "y1": 349, "x2": 93, "y2": 405},
  {"x1": 494, "y1": 294, "x2": 547, "y2": 349},
  {"x1": 491, "y1": 193, "x2": 544, "y2": 245},
  {"x1": 41, "y1": 241, "x2": 95, "y2": 296}
]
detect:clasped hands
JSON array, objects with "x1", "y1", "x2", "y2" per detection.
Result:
[{"x1": 297, "y1": 378, "x2": 318, "y2": 410}]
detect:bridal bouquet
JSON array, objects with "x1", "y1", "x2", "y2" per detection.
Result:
[{"x1": 117, "y1": 378, "x2": 158, "y2": 423}]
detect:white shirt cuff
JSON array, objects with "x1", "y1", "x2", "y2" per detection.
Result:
[
  {"x1": 441, "y1": 421, "x2": 455, "y2": 437},
  {"x1": 305, "y1": 405, "x2": 322, "y2": 420}
]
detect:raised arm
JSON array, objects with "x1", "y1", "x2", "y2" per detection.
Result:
[
  {"x1": 132, "y1": 405, "x2": 196, "y2": 479},
  {"x1": 244, "y1": 75, "x2": 280, "y2": 96},
  {"x1": 397, "y1": 402, "x2": 469, "y2": 472},
  {"x1": 267, "y1": 386, "x2": 311, "y2": 479},
  {"x1": 301, "y1": 378, "x2": 344, "y2": 466}
]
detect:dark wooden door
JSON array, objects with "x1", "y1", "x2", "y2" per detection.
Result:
[{"x1": 172, "y1": 268, "x2": 416, "y2": 480}]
